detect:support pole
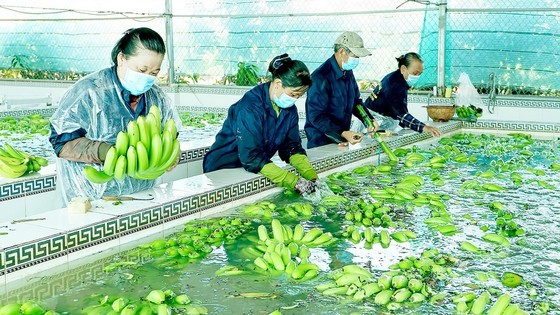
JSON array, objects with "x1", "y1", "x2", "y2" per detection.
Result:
[
  {"x1": 437, "y1": 2, "x2": 447, "y2": 94},
  {"x1": 165, "y1": 0, "x2": 175, "y2": 85}
]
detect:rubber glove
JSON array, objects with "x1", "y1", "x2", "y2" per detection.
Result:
[
  {"x1": 289, "y1": 154, "x2": 318, "y2": 181},
  {"x1": 259, "y1": 162, "x2": 299, "y2": 189}
]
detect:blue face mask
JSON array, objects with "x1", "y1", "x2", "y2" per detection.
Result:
[
  {"x1": 342, "y1": 56, "x2": 360, "y2": 71},
  {"x1": 121, "y1": 67, "x2": 156, "y2": 95},
  {"x1": 273, "y1": 92, "x2": 298, "y2": 109},
  {"x1": 406, "y1": 74, "x2": 420, "y2": 86}
]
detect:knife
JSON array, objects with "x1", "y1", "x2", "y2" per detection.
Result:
[{"x1": 102, "y1": 196, "x2": 154, "y2": 201}]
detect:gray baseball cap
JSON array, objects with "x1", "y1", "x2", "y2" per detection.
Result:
[{"x1": 334, "y1": 31, "x2": 371, "y2": 57}]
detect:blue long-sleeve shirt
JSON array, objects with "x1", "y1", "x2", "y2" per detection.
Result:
[
  {"x1": 364, "y1": 69, "x2": 425, "y2": 133},
  {"x1": 203, "y1": 82, "x2": 306, "y2": 174},
  {"x1": 304, "y1": 55, "x2": 365, "y2": 149},
  {"x1": 49, "y1": 66, "x2": 147, "y2": 155}
]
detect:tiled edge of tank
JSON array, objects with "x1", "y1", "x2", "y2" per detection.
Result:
[
  {"x1": 463, "y1": 120, "x2": 560, "y2": 132},
  {"x1": 408, "y1": 95, "x2": 560, "y2": 109},
  {"x1": 0, "y1": 107, "x2": 57, "y2": 118},
  {"x1": 0, "y1": 175, "x2": 56, "y2": 202}
]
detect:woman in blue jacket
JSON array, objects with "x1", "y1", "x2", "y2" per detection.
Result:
[
  {"x1": 203, "y1": 54, "x2": 317, "y2": 194},
  {"x1": 365, "y1": 52, "x2": 442, "y2": 137}
]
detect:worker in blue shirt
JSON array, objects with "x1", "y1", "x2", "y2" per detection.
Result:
[
  {"x1": 364, "y1": 52, "x2": 442, "y2": 137},
  {"x1": 203, "y1": 54, "x2": 318, "y2": 194},
  {"x1": 304, "y1": 31, "x2": 378, "y2": 149},
  {"x1": 49, "y1": 28, "x2": 180, "y2": 204}
]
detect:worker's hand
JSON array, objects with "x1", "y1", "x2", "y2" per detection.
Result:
[
  {"x1": 294, "y1": 177, "x2": 317, "y2": 195},
  {"x1": 341, "y1": 130, "x2": 363, "y2": 146},
  {"x1": 423, "y1": 126, "x2": 442, "y2": 137},
  {"x1": 166, "y1": 152, "x2": 181, "y2": 172},
  {"x1": 366, "y1": 121, "x2": 379, "y2": 138}
]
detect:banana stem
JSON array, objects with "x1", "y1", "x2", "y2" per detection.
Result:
[{"x1": 356, "y1": 105, "x2": 398, "y2": 162}]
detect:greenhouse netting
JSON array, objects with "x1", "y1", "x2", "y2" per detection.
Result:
[{"x1": 0, "y1": 0, "x2": 558, "y2": 95}]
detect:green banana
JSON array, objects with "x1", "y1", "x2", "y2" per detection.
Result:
[
  {"x1": 127, "y1": 120, "x2": 140, "y2": 146},
  {"x1": 293, "y1": 224, "x2": 304, "y2": 242},
  {"x1": 126, "y1": 146, "x2": 138, "y2": 177},
  {"x1": 380, "y1": 230, "x2": 391, "y2": 248},
  {"x1": 103, "y1": 146, "x2": 118, "y2": 176},
  {"x1": 391, "y1": 288, "x2": 412, "y2": 303},
  {"x1": 482, "y1": 233, "x2": 510, "y2": 246},
  {"x1": 270, "y1": 252, "x2": 285, "y2": 271},
  {"x1": 0, "y1": 156, "x2": 28, "y2": 178},
  {"x1": 270, "y1": 219, "x2": 284, "y2": 243},
  {"x1": 501, "y1": 272, "x2": 523, "y2": 288},
  {"x1": 300, "y1": 227, "x2": 322, "y2": 244},
  {"x1": 390, "y1": 231, "x2": 409, "y2": 243},
  {"x1": 407, "y1": 279, "x2": 423, "y2": 292},
  {"x1": 83, "y1": 166, "x2": 113, "y2": 184},
  {"x1": 460, "y1": 241, "x2": 482, "y2": 253},
  {"x1": 136, "y1": 142, "x2": 149, "y2": 172},
  {"x1": 163, "y1": 118, "x2": 177, "y2": 138},
  {"x1": 115, "y1": 131, "x2": 129, "y2": 156},
  {"x1": 409, "y1": 292, "x2": 426, "y2": 303},
  {"x1": 145, "y1": 289, "x2": 166, "y2": 304},
  {"x1": 149, "y1": 105, "x2": 162, "y2": 130},
  {"x1": 258, "y1": 225, "x2": 269, "y2": 242},
  {"x1": 3, "y1": 143, "x2": 25, "y2": 159},
  {"x1": 145, "y1": 112, "x2": 160, "y2": 136},
  {"x1": 149, "y1": 133, "x2": 163, "y2": 169},
  {"x1": 374, "y1": 289, "x2": 393, "y2": 305},
  {"x1": 342, "y1": 264, "x2": 374, "y2": 279},
  {"x1": 113, "y1": 155, "x2": 127, "y2": 181},
  {"x1": 391, "y1": 275, "x2": 408, "y2": 289},
  {"x1": 488, "y1": 293, "x2": 510, "y2": 315},
  {"x1": 0, "y1": 303, "x2": 22, "y2": 315},
  {"x1": 137, "y1": 115, "x2": 151, "y2": 152},
  {"x1": 160, "y1": 130, "x2": 174, "y2": 163}
]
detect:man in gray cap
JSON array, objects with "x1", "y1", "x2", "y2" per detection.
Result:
[{"x1": 304, "y1": 31, "x2": 378, "y2": 149}]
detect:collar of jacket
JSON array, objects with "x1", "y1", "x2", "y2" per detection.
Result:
[
  {"x1": 329, "y1": 54, "x2": 346, "y2": 80},
  {"x1": 263, "y1": 81, "x2": 283, "y2": 117}
]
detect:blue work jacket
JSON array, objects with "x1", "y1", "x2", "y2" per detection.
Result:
[
  {"x1": 364, "y1": 70, "x2": 409, "y2": 119},
  {"x1": 304, "y1": 55, "x2": 364, "y2": 149},
  {"x1": 203, "y1": 82, "x2": 306, "y2": 174}
]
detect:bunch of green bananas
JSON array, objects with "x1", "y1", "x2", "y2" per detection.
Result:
[
  {"x1": 0, "y1": 143, "x2": 48, "y2": 179},
  {"x1": 242, "y1": 200, "x2": 277, "y2": 218},
  {"x1": 0, "y1": 301, "x2": 58, "y2": 315},
  {"x1": 453, "y1": 291, "x2": 530, "y2": 315},
  {"x1": 316, "y1": 249, "x2": 458, "y2": 310},
  {"x1": 83, "y1": 106, "x2": 181, "y2": 184},
  {"x1": 0, "y1": 114, "x2": 51, "y2": 136},
  {"x1": 456, "y1": 105, "x2": 483, "y2": 118},
  {"x1": 343, "y1": 224, "x2": 417, "y2": 249},
  {"x1": 142, "y1": 217, "x2": 252, "y2": 269},
  {"x1": 281, "y1": 202, "x2": 326, "y2": 218},
  {"x1": 247, "y1": 220, "x2": 327, "y2": 280},
  {"x1": 80, "y1": 289, "x2": 207, "y2": 315}
]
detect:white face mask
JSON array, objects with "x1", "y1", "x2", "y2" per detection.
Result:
[
  {"x1": 406, "y1": 74, "x2": 420, "y2": 86},
  {"x1": 121, "y1": 67, "x2": 156, "y2": 95},
  {"x1": 342, "y1": 56, "x2": 360, "y2": 71}
]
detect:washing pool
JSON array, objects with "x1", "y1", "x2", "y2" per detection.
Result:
[{"x1": 1, "y1": 131, "x2": 558, "y2": 315}]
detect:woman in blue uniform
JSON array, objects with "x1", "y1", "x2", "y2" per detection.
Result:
[
  {"x1": 364, "y1": 52, "x2": 442, "y2": 137},
  {"x1": 49, "y1": 28, "x2": 180, "y2": 204},
  {"x1": 203, "y1": 54, "x2": 317, "y2": 194}
]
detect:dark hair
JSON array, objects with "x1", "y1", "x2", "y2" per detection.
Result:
[
  {"x1": 268, "y1": 53, "x2": 312, "y2": 88},
  {"x1": 396, "y1": 52, "x2": 423, "y2": 68},
  {"x1": 111, "y1": 28, "x2": 166, "y2": 65}
]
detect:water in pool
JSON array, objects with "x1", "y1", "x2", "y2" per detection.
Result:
[{"x1": 1, "y1": 132, "x2": 558, "y2": 315}]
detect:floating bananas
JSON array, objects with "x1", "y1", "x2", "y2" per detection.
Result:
[
  {"x1": 316, "y1": 249, "x2": 458, "y2": 309},
  {"x1": 76, "y1": 289, "x2": 207, "y2": 315},
  {"x1": 83, "y1": 106, "x2": 181, "y2": 184},
  {"x1": 0, "y1": 143, "x2": 48, "y2": 179}
]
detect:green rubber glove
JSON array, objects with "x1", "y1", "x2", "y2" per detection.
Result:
[
  {"x1": 289, "y1": 154, "x2": 318, "y2": 181},
  {"x1": 259, "y1": 162, "x2": 299, "y2": 189}
]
